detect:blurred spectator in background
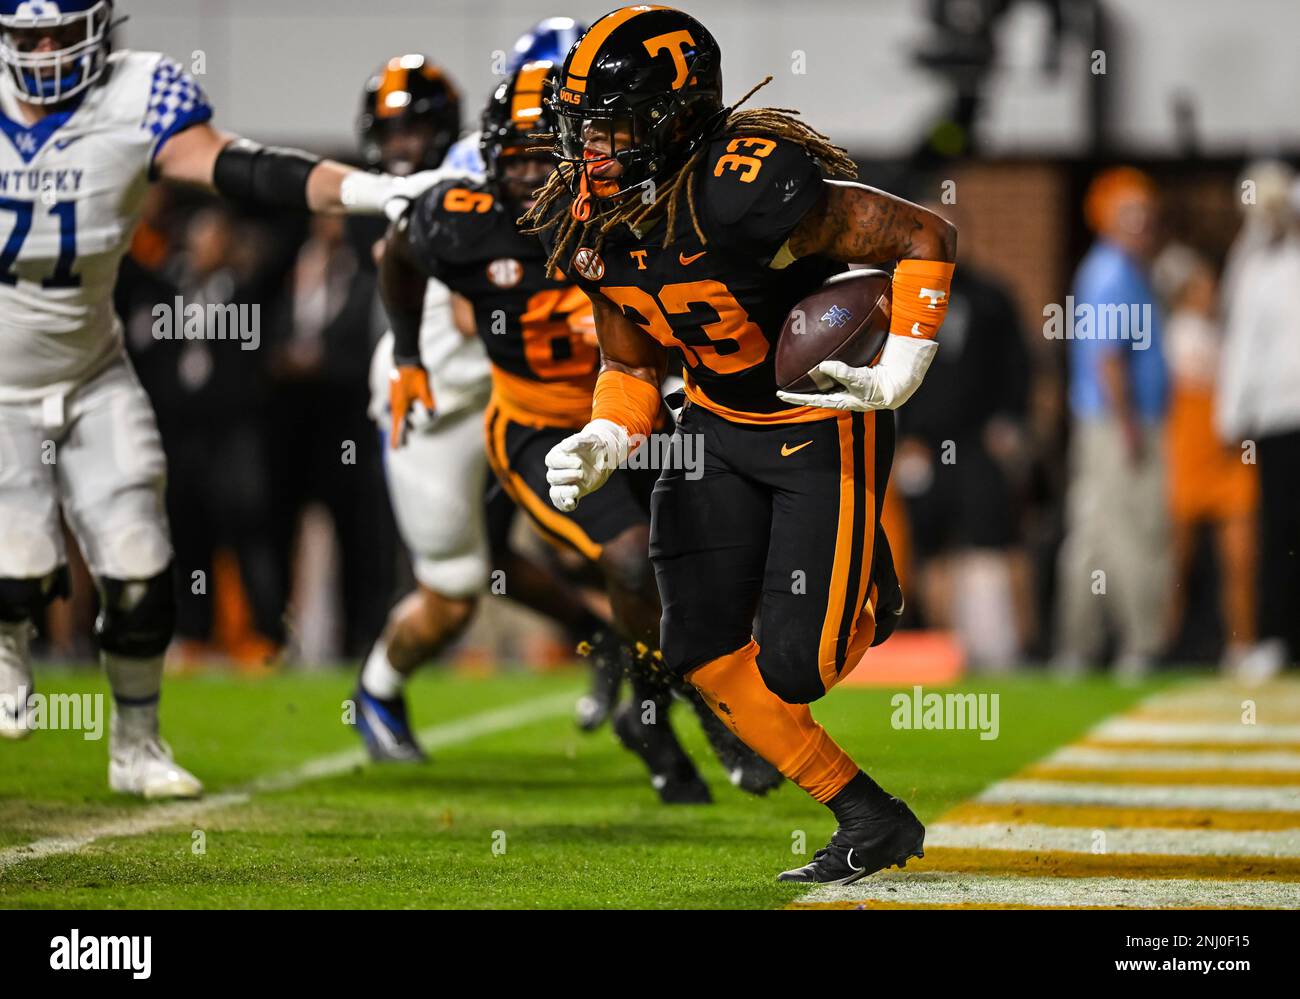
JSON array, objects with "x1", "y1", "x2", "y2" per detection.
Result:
[
  {"x1": 1054, "y1": 167, "x2": 1170, "y2": 679},
  {"x1": 266, "y1": 214, "x2": 391, "y2": 658},
  {"x1": 1221, "y1": 161, "x2": 1296, "y2": 316},
  {"x1": 124, "y1": 201, "x2": 281, "y2": 665},
  {"x1": 1153, "y1": 245, "x2": 1257, "y2": 672},
  {"x1": 1216, "y1": 175, "x2": 1300, "y2": 681},
  {"x1": 895, "y1": 201, "x2": 1032, "y2": 670}
]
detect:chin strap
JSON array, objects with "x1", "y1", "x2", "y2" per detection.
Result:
[{"x1": 572, "y1": 168, "x2": 593, "y2": 221}]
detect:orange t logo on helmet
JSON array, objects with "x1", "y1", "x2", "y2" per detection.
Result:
[{"x1": 642, "y1": 30, "x2": 695, "y2": 89}]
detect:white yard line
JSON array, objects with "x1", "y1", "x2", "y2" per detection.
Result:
[
  {"x1": 1045, "y1": 746, "x2": 1300, "y2": 771},
  {"x1": 0, "y1": 690, "x2": 577, "y2": 873},
  {"x1": 925, "y1": 821, "x2": 1300, "y2": 858},
  {"x1": 796, "y1": 871, "x2": 1300, "y2": 909},
  {"x1": 977, "y1": 779, "x2": 1300, "y2": 811},
  {"x1": 1131, "y1": 686, "x2": 1300, "y2": 713},
  {"x1": 1089, "y1": 719, "x2": 1300, "y2": 744}
]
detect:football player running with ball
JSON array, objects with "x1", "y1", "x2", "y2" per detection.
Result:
[
  {"x1": 380, "y1": 59, "x2": 781, "y2": 804},
  {"x1": 0, "y1": 0, "x2": 422, "y2": 796},
  {"x1": 527, "y1": 6, "x2": 957, "y2": 883}
]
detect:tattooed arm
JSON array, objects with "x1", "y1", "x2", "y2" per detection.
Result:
[
  {"x1": 775, "y1": 181, "x2": 958, "y2": 414},
  {"x1": 589, "y1": 290, "x2": 669, "y2": 388},
  {"x1": 781, "y1": 180, "x2": 957, "y2": 267}
]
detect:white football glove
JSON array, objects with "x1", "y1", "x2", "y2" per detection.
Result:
[
  {"x1": 776, "y1": 334, "x2": 939, "y2": 412},
  {"x1": 544, "y1": 419, "x2": 630, "y2": 512},
  {"x1": 340, "y1": 166, "x2": 473, "y2": 221}
]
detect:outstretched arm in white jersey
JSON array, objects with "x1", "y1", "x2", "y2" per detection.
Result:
[
  {"x1": 152, "y1": 122, "x2": 369, "y2": 215},
  {"x1": 152, "y1": 120, "x2": 432, "y2": 220}
]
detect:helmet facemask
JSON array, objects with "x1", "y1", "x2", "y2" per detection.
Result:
[
  {"x1": 553, "y1": 84, "x2": 719, "y2": 216},
  {"x1": 0, "y1": 1, "x2": 113, "y2": 106}
]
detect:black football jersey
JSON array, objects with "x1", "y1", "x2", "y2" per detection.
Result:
[
  {"x1": 545, "y1": 133, "x2": 844, "y2": 422},
  {"x1": 409, "y1": 176, "x2": 598, "y2": 425}
]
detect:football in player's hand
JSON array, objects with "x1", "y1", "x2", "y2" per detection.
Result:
[{"x1": 775, "y1": 269, "x2": 892, "y2": 393}]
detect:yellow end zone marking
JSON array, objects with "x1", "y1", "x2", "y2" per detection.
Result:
[
  {"x1": 909, "y1": 846, "x2": 1300, "y2": 881},
  {"x1": 1079, "y1": 738, "x2": 1300, "y2": 753},
  {"x1": 797, "y1": 679, "x2": 1300, "y2": 909},
  {"x1": 788, "y1": 901, "x2": 1261, "y2": 910},
  {"x1": 942, "y1": 801, "x2": 1300, "y2": 831}
]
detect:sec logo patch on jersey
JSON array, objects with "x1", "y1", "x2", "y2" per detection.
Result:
[
  {"x1": 571, "y1": 247, "x2": 604, "y2": 282},
  {"x1": 487, "y1": 258, "x2": 523, "y2": 288}
]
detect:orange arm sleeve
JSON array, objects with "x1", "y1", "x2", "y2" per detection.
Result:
[
  {"x1": 889, "y1": 259, "x2": 956, "y2": 341},
  {"x1": 591, "y1": 369, "x2": 661, "y2": 443}
]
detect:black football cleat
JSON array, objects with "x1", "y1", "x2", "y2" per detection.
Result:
[
  {"x1": 352, "y1": 684, "x2": 426, "y2": 763},
  {"x1": 777, "y1": 797, "x2": 925, "y2": 885},
  {"x1": 574, "y1": 630, "x2": 627, "y2": 732},
  {"x1": 681, "y1": 686, "x2": 784, "y2": 796},
  {"x1": 612, "y1": 700, "x2": 711, "y2": 805}
]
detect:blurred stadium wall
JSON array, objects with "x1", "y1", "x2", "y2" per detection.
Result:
[{"x1": 119, "y1": 0, "x2": 1300, "y2": 155}]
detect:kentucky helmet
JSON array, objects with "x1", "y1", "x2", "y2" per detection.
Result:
[
  {"x1": 507, "y1": 16, "x2": 586, "y2": 74},
  {"x1": 0, "y1": 0, "x2": 116, "y2": 105}
]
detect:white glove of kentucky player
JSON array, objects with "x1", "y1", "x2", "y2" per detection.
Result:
[
  {"x1": 776, "y1": 334, "x2": 939, "y2": 413},
  {"x1": 545, "y1": 419, "x2": 631, "y2": 512},
  {"x1": 340, "y1": 166, "x2": 472, "y2": 221}
]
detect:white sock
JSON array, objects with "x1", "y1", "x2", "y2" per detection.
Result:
[
  {"x1": 360, "y1": 640, "x2": 404, "y2": 700},
  {"x1": 103, "y1": 653, "x2": 163, "y2": 705},
  {"x1": 0, "y1": 620, "x2": 32, "y2": 689}
]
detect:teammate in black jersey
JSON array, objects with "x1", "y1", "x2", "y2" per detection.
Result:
[
  {"x1": 525, "y1": 6, "x2": 958, "y2": 884},
  {"x1": 381, "y1": 59, "x2": 780, "y2": 803}
]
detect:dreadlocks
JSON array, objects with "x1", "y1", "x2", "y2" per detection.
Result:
[{"x1": 521, "y1": 77, "x2": 859, "y2": 277}]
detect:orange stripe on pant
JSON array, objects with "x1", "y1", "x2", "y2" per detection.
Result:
[
  {"x1": 815, "y1": 412, "x2": 878, "y2": 693},
  {"x1": 484, "y1": 401, "x2": 603, "y2": 562},
  {"x1": 842, "y1": 411, "x2": 880, "y2": 675},
  {"x1": 689, "y1": 640, "x2": 860, "y2": 803}
]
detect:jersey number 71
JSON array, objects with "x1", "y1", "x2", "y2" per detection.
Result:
[{"x1": 0, "y1": 198, "x2": 80, "y2": 288}]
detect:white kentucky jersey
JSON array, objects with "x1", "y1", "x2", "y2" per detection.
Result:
[
  {"x1": 367, "y1": 275, "x2": 492, "y2": 428},
  {"x1": 0, "y1": 49, "x2": 212, "y2": 403},
  {"x1": 417, "y1": 273, "x2": 491, "y2": 412}
]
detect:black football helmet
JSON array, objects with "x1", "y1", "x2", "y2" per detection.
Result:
[
  {"x1": 550, "y1": 5, "x2": 723, "y2": 207},
  {"x1": 358, "y1": 54, "x2": 461, "y2": 173},
  {"x1": 480, "y1": 58, "x2": 561, "y2": 183}
]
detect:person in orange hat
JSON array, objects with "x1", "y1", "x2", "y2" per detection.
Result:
[{"x1": 1053, "y1": 167, "x2": 1171, "y2": 680}]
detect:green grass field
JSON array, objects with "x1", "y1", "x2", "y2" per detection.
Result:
[{"x1": 0, "y1": 667, "x2": 1173, "y2": 909}]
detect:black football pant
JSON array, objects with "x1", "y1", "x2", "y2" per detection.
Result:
[
  {"x1": 484, "y1": 401, "x2": 655, "y2": 559},
  {"x1": 650, "y1": 402, "x2": 895, "y2": 703}
]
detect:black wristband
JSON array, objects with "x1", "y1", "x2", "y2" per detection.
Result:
[
  {"x1": 389, "y1": 312, "x2": 423, "y2": 364},
  {"x1": 213, "y1": 138, "x2": 321, "y2": 211}
]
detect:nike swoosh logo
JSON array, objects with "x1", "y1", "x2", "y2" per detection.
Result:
[
  {"x1": 845, "y1": 848, "x2": 864, "y2": 872},
  {"x1": 678, "y1": 251, "x2": 706, "y2": 266},
  {"x1": 780, "y1": 440, "x2": 813, "y2": 457},
  {"x1": 53, "y1": 135, "x2": 84, "y2": 151}
]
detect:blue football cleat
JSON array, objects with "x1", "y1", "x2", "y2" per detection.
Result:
[{"x1": 352, "y1": 685, "x2": 426, "y2": 763}]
